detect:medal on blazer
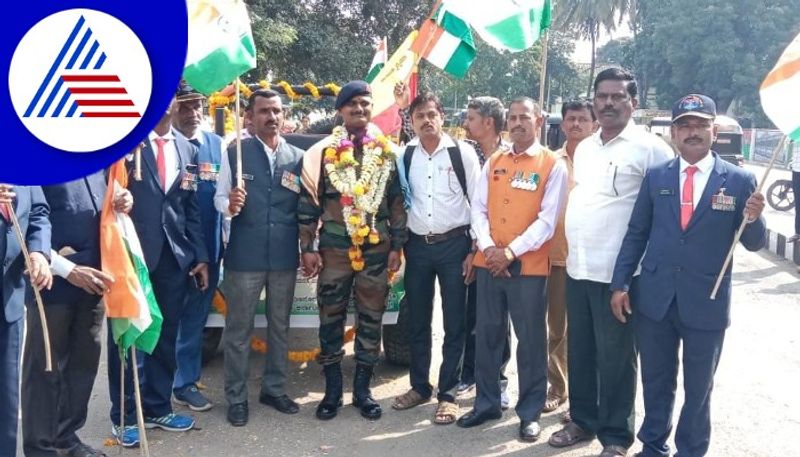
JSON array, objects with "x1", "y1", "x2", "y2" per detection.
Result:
[
  {"x1": 180, "y1": 164, "x2": 198, "y2": 191},
  {"x1": 511, "y1": 171, "x2": 540, "y2": 191},
  {"x1": 198, "y1": 162, "x2": 220, "y2": 181},
  {"x1": 711, "y1": 188, "x2": 736, "y2": 211}
]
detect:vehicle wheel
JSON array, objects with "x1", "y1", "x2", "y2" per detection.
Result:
[
  {"x1": 201, "y1": 327, "x2": 223, "y2": 366},
  {"x1": 767, "y1": 180, "x2": 795, "y2": 211},
  {"x1": 382, "y1": 296, "x2": 410, "y2": 366}
]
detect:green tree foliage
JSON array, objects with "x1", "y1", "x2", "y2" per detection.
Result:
[{"x1": 635, "y1": 0, "x2": 800, "y2": 126}]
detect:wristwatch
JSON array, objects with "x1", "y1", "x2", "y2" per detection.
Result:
[{"x1": 504, "y1": 247, "x2": 515, "y2": 261}]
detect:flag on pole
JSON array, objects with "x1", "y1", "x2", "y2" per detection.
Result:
[
  {"x1": 183, "y1": 0, "x2": 257, "y2": 95},
  {"x1": 365, "y1": 37, "x2": 388, "y2": 83},
  {"x1": 100, "y1": 161, "x2": 163, "y2": 354},
  {"x1": 370, "y1": 31, "x2": 420, "y2": 136},
  {"x1": 442, "y1": 0, "x2": 551, "y2": 52},
  {"x1": 761, "y1": 32, "x2": 800, "y2": 141},
  {"x1": 411, "y1": 7, "x2": 475, "y2": 78}
]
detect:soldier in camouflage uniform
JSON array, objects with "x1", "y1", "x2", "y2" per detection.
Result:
[{"x1": 299, "y1": 81, "x2": 407, "y2": 421}]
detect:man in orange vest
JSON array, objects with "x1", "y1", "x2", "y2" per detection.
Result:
[{"x1": 457, "y1": 97, "x2": 568, "y2": 443}]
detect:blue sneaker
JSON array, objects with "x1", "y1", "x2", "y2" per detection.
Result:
[
  {"x1": 143, "y1": 413, "x2": 195, "y2": 432},
  {"x1": 173, "y1": 384, "x2": 213, "y2": 412},
  {"x1": 111, "y1": 425, "x2": 140, "y2": 448}
]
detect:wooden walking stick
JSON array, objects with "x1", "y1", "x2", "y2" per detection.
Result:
[
  {"x1": 4, "y1": 200, "x2": 52, "y2": 371},
  {"x1": 710, "y1": 135, "x2": 786, "y2": 299}
]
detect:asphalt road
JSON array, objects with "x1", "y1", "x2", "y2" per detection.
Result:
[{"x1": 20, "y1": 247, "x2": 800, "y2": 457}]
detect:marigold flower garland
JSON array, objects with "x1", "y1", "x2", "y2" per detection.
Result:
[{"x1": 324, "y1": 126, "x2": 395, "y2": 271}]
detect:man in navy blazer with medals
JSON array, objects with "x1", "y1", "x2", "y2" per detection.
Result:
[
  {"x1": 171, "y1": 82, "x2": 225, "y2": 413},
  {"x1": 610, "y1": 94, "x2": 766, "y2": 457},
  {"x1": 107, "y1": 97, "x2": 209, "y2": 446},
  {"x1": 22, "y1": 171, "x2": 131, "y2": 457},
  {"x1": 0, "y1": 184, "x2": 52, "y2": 456}
]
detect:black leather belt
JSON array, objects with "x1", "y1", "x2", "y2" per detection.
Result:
[{"x1": 410, "y1": 225, "x2": 470, "y2": 245}]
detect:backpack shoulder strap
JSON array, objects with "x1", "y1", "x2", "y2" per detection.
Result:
[
  {"x1": 403, "y1": 145, "x2": 415, "y2": 181},
  {"x1": 447, "y1": 143, "x2": 468, "y2": 199}
]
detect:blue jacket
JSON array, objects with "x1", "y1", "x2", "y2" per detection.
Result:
[
  {"x1": 40, "y1": 172, "x2": 106, "y2": 305},
  {"x1": 193, "y1": 131, "x2": 224, "y2": 264},
  {"x1": 1, "y1": 186, "x2": 51, "y2": 323},
  {"x1": 611, "y1": 153, "x2": 767, "y2": 331},
  {"x1": 125, "y1": 135, "x2": 208, "y2": 272}
]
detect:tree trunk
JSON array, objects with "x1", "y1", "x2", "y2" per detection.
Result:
[{"x1": 587, "y1": 21, "x2": 597, "y2": 97}]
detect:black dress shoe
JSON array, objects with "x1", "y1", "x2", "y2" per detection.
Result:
[
  {"x1": 227, "y1": 402, "x2": 249, "y2": 427},
  {"x1": 353, "y1": 394, "x2": 382, "y2": 420},
  {"x1": 259, "y1": 393, "x2": 300, "y2": 414},
  {"x1": 456, "y1": 409, "x2": 502, "y2": 428},
  {"x1": 65, "y1": 443, "x2": 107, "y2": 457},
  {"x1": 519, "y1": 421, "x2": 541, "y2": 442}
]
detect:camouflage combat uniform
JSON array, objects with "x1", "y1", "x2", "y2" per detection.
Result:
[{"x1": 298, "y1": 140, "x2": 407, "y2": 367}]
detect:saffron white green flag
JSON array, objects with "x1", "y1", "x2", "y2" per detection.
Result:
[
  {"x1": 183, "y1": 0, "x2": 257, "y2": 95},
  {"x1": 760, "y1": 32, "x2": 800, "y2": 140},
  {"x1": 365, "y1": 37, "x2": 388, "y2": 83},
  {"x1": 412, "y1": 7, "x2": 475, "y2": 78},
  {"x1": 101, "y1": 161, "x2": 162, "y2": 354},
  {"x1": 442, "y1": 0, "x2": 551, "y2": 52}
]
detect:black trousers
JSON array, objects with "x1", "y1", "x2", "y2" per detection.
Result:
[
  {"x1": 404, "y1": 234, "x2": 469, "y2": 402},
  {"x1": 22, "y1": 294, "x2": 105, "y2": 456},
  {"x1": 566, "y1": 276, "x2": 638, "y2": 449},
  {"x1": 462, "y1": 280, "x2": 511, "y2": 389}
]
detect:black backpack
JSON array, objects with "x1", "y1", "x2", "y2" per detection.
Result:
[{"x1": 403, "y1": 143, "x2": 468, "y2": 200}]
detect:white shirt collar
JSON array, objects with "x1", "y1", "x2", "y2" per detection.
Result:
[
  {"x1": 254, "y1": 135, "x2": 284, "y2": 153},
  {"x1": 507, "y1": 141, "x2": 544, "y2": 157},
  {"x1": 408, "y1": 134, "x2": 456, "y2": 154},
  {"x1": 148, "y1": 130, "x2": 176, "y2": 142},
  {"x1": 591, "y1": 119, "x2": 639, "y2": 146},
  {"x1": 679, "y1": 152, "x2": 714, "y2": 174},
  {"x1": 174, "y1": 129, "x2": 203, "y2": 144}
]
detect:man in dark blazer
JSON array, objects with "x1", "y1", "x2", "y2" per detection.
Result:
[
  {"x1": 610, "y1": 94, "x2": 766, "y2": 457},
  {"x1": 214, "y1": 89, "x2": 304, "y2": 426},
  {"x1": 106, "y1": 99, "x2": 209, "y2": 447},
  {"x1": 0, "y1": 184, "x2": 51, "y2": 456},
  {"x1": 171, "y1": 82, "x2": 225, "y2": 412},
  {"x1": 22, "y1": 172, "x2": 132, "y2": 457}
]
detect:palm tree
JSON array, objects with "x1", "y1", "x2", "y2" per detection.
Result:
[{"x1": 554, "y1": 0, "x2": 632, "y2": 96}]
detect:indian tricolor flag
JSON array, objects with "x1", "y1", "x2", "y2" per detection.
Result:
[
  {"x1": 365, "y1": 37, "x2": 388, "y2": 83},
  {"x1": 412, "y1": 6, "x2": 475, "y2": 78},
  {"x1": 369, "y1": 31, "x2": 419, "y2": 136},
  {"x1": 101, "y1": 161, "x2": 162, "y2": 354},
  {"x1": 183, "y1": 0, "x2": 257, "y2": 95},
  {"x1": 761, "y1": 32, "x2": 800, "y2": 140},
  {"x1": 442, "y1": 0, "x2": 551, "y2": 52}
]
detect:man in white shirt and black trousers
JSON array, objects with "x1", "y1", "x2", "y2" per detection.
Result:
[{"x1": 390, "y1": 92, "x2": 481, "y2": 425}]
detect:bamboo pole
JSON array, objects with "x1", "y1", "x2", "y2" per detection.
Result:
[
  {"x1": 131, "y1": 349, "x2": 150, "y2": 456},
  {"x1": 710, "y1": 136, "x2": 786, "y2": 299},
  {"x1": 234, "y1": 78, "x2": 244, "y2": 189},
  {"x1": 5, "y1": 201, "x2": 52, "y2": 371}
]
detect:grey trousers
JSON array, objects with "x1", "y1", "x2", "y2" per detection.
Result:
[
  {"x1": 474, "y1": 268, "x2": 548, "y2": 422},
  {"x1": 223, "y1": 269, "x2": 297, "y2": 405}
]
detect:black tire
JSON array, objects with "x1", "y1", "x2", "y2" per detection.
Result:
[
  {"x1": 382, "y1": 296, "x2": 411, "y2": 366},
  {"x1": 201, "y1": 327, "x2": 223, "y2": 366},
  {"x1": 767, "y1": 180, "x2": 795, "y2": 211}
]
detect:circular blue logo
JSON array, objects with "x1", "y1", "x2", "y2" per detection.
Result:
[{"x1": 2, "y1": 0, "x2": 187, "y2": 184}]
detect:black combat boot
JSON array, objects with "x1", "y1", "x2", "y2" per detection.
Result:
[
  {"x1": 316, "y1": 363, "x2": 343, "y2": 420},
  {"x1": 352, "y1": 363, "x2": 382, "y2": 420}
]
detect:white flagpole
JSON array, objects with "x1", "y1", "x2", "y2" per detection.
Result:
[
  {"x1": 130, "y1": 348, "x2": 150, "y2": 456},
  {"x1": 235, "y1": 78, "x2": 244, "y2": 189}
]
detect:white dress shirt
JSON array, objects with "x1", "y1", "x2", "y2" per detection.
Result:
[
  {"x1": 50, "y1": 250, "x2": 75, "y2": 278},
  {"x1": 471, "y1": 143, "x2": 568, "y2": 257},
  {"x1": 680, "y1": 153, "x2": 715, "y2": 209},
  {"x1": 406, "y1": 135, "x2": 481, "y2": 235},
  {"x1": 174, "y1": 128, "x2": 227, "y2": 159},
  {"x1": 565, "y1": 121, "x2": 675, "y2": 283},
  {"x1": 148, "y1": 130, "x2": 179, "y2": 190},
  {"x1": 214, "y1": 136, "x2": 285, "y2": 217}
]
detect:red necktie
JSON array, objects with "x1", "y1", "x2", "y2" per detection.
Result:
[
  {"x1": 155, "y1": 137, "x2": 167, "y2": 189},
  {"x1": 0, "y1": 202, "x2": 11, "y2": 223},
  {"x1": 681, "y1": 165, "x2": 699, "y2": 230}
]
